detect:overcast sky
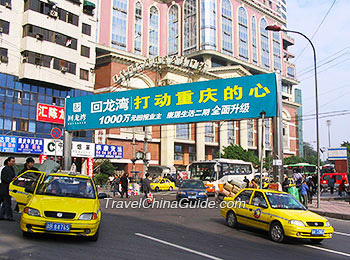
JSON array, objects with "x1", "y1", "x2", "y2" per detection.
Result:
[{"x1": 287, "y1": 0, "x2": 350, "y2": 153}]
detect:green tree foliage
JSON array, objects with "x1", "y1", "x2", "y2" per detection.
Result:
[
  {"x1": 93, "y1": 160, "x2": 115, "y2": 186},
  {"x1": 303, "y1": 142, "x2": 318, "y2": 165},
  {"x1": 221, "y1": 144, "x2": 259, "y2": 167},
  {"x1": 284, "y1": 155, "x2": 306, "y2": 165},
  {"x1": 263, "y1": 155, "x2": 273, "y2": 171}
]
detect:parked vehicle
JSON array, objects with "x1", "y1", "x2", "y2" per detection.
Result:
[
  {"x1": 320, "y1": 173, "x2": 349, "y2": 189},
  {"x1": 176, "y1": 179, "x2": 207, "y2": 202},
  {"x1": 150, "y1": 178, "x2": 175, "y2": 192}
]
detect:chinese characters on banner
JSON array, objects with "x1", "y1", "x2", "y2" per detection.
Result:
[
  {"x1": 0, "y1": 135, "x2": 17, "y2": 153},
  {"x1": 37, "y1": 103, "x2": 65, "y2": 124},
  {"x1": 87, "y1": 158, "x2": 94, "y2": 177},
  {"x1": 71, "y1": 142, "x2": 95, "y2": 158},
  {"x1": 16, "y1": 137, "x2": 44, "y2": 154},
  {"x1": 95, "y1": 144, "x2": 123, "y2": 159},
  {"x1": 65, "y1": 73, "x2": 278, "y2": 131}
]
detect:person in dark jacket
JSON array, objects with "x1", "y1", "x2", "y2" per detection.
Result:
[
  {"x1": 120, "y1": 173, "x2": 129, "y2": 198},
  {"x1": 0, "y1": 157, "x2": 16, "y2": 221},
  {"x1": 112, "y1": 175, "x2": 120, "y2": 197},
  {"x1": 19, "y1": 157, "x2": 39, "y2": 175},
  {"x1": 142, "y1": 173, "x2": 152, "y2": 198}
]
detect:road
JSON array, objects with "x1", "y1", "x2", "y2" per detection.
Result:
[{"x1": 0, "y1": 193, "x2": 349, "y2": 260}]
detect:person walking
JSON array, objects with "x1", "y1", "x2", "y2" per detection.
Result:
[
  {"x1": 112, "y1": 175, "x2": 120, "y2": 197},
  {"x1": 19, "y1": 157, "x2": 39, "y2": 175},
  {"x1": 142, "y1": 173, "x2": 152, "y2": 198},
  {"x1": 0, "y1": 157, "x2": 16, "y2": 221},
  {"x1": 338, "y1": 180, "x2": 345, "y2": 197},
  {"x1": 300, "y1": 179, "x2": 309, "y2": 209},
  {"x1": 120, "y1": 173, "x2": 129, "y2": 198},
  {"x1": 306, "y1": 176, "x2": 315, "y2": 203},
  {"x1": 328, "y1": 175, "x2": 335, "y2": 195}
]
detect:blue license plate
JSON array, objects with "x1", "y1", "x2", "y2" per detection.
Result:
[
  {"x1": 46, "y1": 222, "x2": 70, "y2": 232},
  {"x1": 311, "y1": 229, "x2": 325, "y2": 235},
  {"x1": 188, "y1": 196, "x2": 196, "y2": 199}
]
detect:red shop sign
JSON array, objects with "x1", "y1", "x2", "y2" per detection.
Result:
[{"x1": 37, "y1": 103, "x2": 65, "y2": 124}]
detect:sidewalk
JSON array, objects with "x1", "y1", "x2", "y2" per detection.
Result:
[{"x1": 309, "y1": 199, "x2": 350, "y2": 220}]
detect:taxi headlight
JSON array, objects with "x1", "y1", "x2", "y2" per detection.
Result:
[
  {"x1": 325, "y1": 221, "x2": 331, "y2": 227},
  {"x1": 24, "y1": 207, "x2": 41, "y2": 217},
  {"x1": 177, "y1": 191, "x2": 186, "y2": 195},
  {"x1": 289, "y1": 220, "x2": 305, "y2": 227},
  {"x1": 79, "y1": 213, "x2": 97, "y2": 220},
  {"x1": 198, "y1": 192, "x2": 207, "y2": 196}
]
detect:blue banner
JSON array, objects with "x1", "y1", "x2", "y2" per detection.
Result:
[
  {"x1": 95, "y1": 144, "x2": 123, "y2": 159},
  {"x1": 0, "y1": 135, "x2": 17, "y2": 153},
  {"x1": 16, "y1": 137, "x2": 44, "y2": 154},
  {"x1": 65, "y1": 73, "x2": 277, "y2": 131}
]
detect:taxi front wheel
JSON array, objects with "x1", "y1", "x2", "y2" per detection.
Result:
[
  {"x1": 269, "y1": 222, "x2": 284, "y2": 243},
  {"x1": 226, "y1": 211, "x2": 238, "y2": 228}
]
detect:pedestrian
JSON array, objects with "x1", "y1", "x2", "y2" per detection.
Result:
[
  {"x1": 338, "y1": 180, "x2": 345, "y2": 197},
  {"x1": 249, "y1": 177, "x2": 258, "y2": 189},
  {"x1": 243, "y1": 176, "x2": 249, "y2": 188},
  {"x1": 19, "y1": 157, "x2": 39, "y2": 175},
  {"x1": 120, "y1": 173, "x2": 129, "y2": 198},
  {"x1": 0, "y1": 157, "x2": 16, "y2": 221},
  {"x1": 282, "y1": 175, "x2": 290, "y2": 192},
  {"x1": 112, "y1": 175, "x2": 120, "y2": 197},
  {"x1": 142, "y1": 173, "x2": 152, "y2": 198},
  {"x1": 300, "y1": 179, "x2": 309, "y2": 209},
  {"x1": 306, "y1": 176, "x2": 314, "y2": 203},
  {"x1": 328, "y1": 175, "x2": 335, "y2": 195}
]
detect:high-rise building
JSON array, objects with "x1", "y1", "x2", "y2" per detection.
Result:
[
  {"x1": 0, "y1": 0, "x2": 97, "y2": 162},
  {"x1": 94, "y1": 0, "x2": 300, "y2": 174}
]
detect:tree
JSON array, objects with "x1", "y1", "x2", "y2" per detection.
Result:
[
  {"x1": 263, "y1": 155, "x2": 273, "y2": 172},
  {"x1": 303, "y1": 142, "x2": 318, "y2": 165},
  {"x1": 221, "y1": 144, "x2": 260, "y2": 168},
  {"x1": 93, "y1": 160, "x2": 115, "y2": 186},
  {"x1": 284, "y1": 155, "x2": 306, "y2": 165},
  {"x1": 340, "y1": 141, "x2": 350, "y2": 169}
]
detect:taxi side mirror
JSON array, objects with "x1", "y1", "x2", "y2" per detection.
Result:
[{"x1": 98, "y1": 193, "x2": 107, "y2": 199}]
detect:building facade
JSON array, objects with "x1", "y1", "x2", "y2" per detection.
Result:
[
  {"x1": 0, "y1": 0, "x2": 97, "y2": 163},
  {"x1": 94, "y1": 0, "x2": 300, "y2": 174}
]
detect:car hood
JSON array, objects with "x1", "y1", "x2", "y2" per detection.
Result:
[
  {"x1": 29, "y1": 195, "x2": 98, "y2": 214},
  {"x1": 179, "y1": 188, "x2": 206, "y2": 192},
  {"x1": 276, "y1": 209, "x2": 327, "y2": 222}
]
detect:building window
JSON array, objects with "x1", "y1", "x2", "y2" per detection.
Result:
[
  {"x1": 287, "y1": 66, "x2": 295, "y2": 79},
  {"x1": 111, "y1": 0, "x2": 127, "y2": 50},
  {"x1": 134, "y1": 1, "x2": 142, "y2": 55},
  {"x1": 221, "y1": 0, "x2": 232, "y2": 55},
  {"x1": 238, "y1": 7, "x2": 248, "y2": 61},
  {"x1": 83, "y1": 0, "x2": 96, "y2": 16},
  {"x1": 81, "y1": 45, "x2": 90, "y2": 58},
  {"x1": 252, "y1": 16, "x2": 258, "y2": 64},
  {"x1": 248, "y1": 119, "x2": 254, "y2": 147},
  {"x1": 168, "y1": 5, "x2": 179, "y2": 56},
  {"x1": 53, "y1": 58, "x2": 76, "y2": 74},
  {"x1": 82, "y1": 23, "x2": 91, "y2": 36},
  {"x1": 260, "y1": 18, "x2": 270, "y2": 69},
  {"x1": 80, "y1": 69, "x2": 89, "y2": 81},
  {"x1": 184, "y1": 0, "x2": 197, "y2": 54},
  {"x1": 189, "y1": 146, "x2": 196, "y2": 162},
  {"x1": 0, "y1": 0, "x2": 11, "y2": 8},
  {"x1": 174, "y1": 144, "x2": 184, "y2": 161},
  {"x1": 149, "y1": 6, "x2": 159, "y2": 58},
  {"x1": 176, "y1": 124, "x2": 189, "y2": 139},
  {"x1": 0, "y1": 19, "x2": 10, "y2": 34},
  {"x1": 201, "y1": 0, "x2": 216, "y2": 50},
  {"x1": 22, "y1": 51, "x2": 52, "y2": 68},
  {"x1": 264, "y1": 119, "x2": 270, "y2": 148},
  {"x1": 0, "y1": 48, "x2": 8, "y2": 58},
  {"x1": 273, "y1": 32, "x2": 281, "y2": 71},
  {"x1": 205, "y1": 122, "x2": 215, "y2": 142},
  {"x1": 227, "y1": 121, "x2": 235, "y2": 144}
]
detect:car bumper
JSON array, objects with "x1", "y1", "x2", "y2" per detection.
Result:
[
  {"x1": 176, "y1": 195, "x2": 208, "y2": 201},
  {"x1": 20, "y1": 214, "x2": 100, "y2": 237},
  {"x1": 284, "y1": 225, "x2": 334, "y2": 239}
]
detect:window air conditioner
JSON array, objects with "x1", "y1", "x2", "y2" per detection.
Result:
[
  {"x1": 22, "y1": 57, "x2": 28, "y2": 63},
  {"x1": 61, "y1": 67, "x2": 68, "y2": 73},
  {"x1": 5, "y1": 2, "x2": 12, "y2": 9}
]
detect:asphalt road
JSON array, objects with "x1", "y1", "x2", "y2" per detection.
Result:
[{"x1": 0, "y1": 193, "x2": 349, "y2": 260}]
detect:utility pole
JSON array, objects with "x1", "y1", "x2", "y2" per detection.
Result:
[
  {"x1": 132, "y1": 128, "x2": 136, "y2": 173},
  {"x1": 143, "y1": 127, "x2": 150, "y2": 178},
  {"x1": 260, "y1": 111, "x2": 266, "y2": 189}
]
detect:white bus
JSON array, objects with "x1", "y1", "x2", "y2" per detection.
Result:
[{"x1": 186, "y1": 159, "x2": 255, "y2": 194}]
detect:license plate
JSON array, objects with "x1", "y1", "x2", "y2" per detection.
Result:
[
  {"x1": 46, "y1": 222, "x2": 70, "y2": 232},
  {"x1": 311, "y1": 229, "x2": 325, "y2": 236},
  {"x1": 188, "y1": 196, "x2": 196, "y2": 199}
]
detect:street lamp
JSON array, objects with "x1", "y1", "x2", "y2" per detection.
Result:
[{"x1": 266, "y1": 25, "x2": 321, "y2": 208}]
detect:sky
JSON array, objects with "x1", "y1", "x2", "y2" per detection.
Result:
[{"x1": 287, "y1": 0, "x2": 350, "y2": 153}]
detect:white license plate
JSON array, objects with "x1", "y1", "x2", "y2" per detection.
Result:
[
  {"x1": 188, "y1": 196, "x2": 196, "y2": 199},
  {"x1": 46, "y1": 222, "x2": 71, "y2": 232},
  {"x1": 311, "y1": 229, "x2": 325, "y2": 235}
]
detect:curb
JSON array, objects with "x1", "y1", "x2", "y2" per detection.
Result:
[{"x1": 310, "y1": 209, "x2": 350, "y2": 220}]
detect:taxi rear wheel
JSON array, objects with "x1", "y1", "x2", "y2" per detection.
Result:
[
  {"x1": 269, "y1": 222, "x2": 284, "y2": 243},
  {"x1": 155, "y1": 187, "x2": 159, "y2": 192},
  {"x1": 226, "y1": 211, "x2": 238, "y2": 228},
  {"x1": 310, "y1": 239, "x2": 324, "y2": 244}
]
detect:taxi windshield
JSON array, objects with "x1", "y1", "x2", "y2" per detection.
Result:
[
  {"x1": 265, "y1": 192, "x2": 306, "y2": 210},
  {"x1": 37, "y1": 175, "x2": 96, "y2": 199}
]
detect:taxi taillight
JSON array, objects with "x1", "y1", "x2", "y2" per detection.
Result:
[{"x1": 92, "y1": 213, "x2": 97, "y2": 220}]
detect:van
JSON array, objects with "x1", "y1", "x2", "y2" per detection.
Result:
[{"x1": 320, "y1": 173, "x2": 349, "y2": 189}]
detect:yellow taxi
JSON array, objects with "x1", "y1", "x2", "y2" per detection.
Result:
[
  {"x1": 220, "y1": 188, "x2": 334, "y2": 243},
  {"x1": 150, "y1": 178, "x2": 175, "y2": 192},
  {"x1": 9, "y1": 171, "x2": 107, "y2": 241}
]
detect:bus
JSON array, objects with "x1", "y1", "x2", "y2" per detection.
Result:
[
  {"x1": 284, "y1": 163, "x2": 317, "y2": 175},
  {"x1": 186, "y1": 159, "x2": 255, "y2": 194}
]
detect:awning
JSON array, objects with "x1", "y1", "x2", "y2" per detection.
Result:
[{"x1": 83, "y1": 0, "x2": 95, "y2": 9}]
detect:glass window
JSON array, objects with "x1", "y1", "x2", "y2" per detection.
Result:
[
  {"x1": 21, "y1": 105, "x2": 29, "y2": 118},
  {"x1": 80, "y1": 69, "x2": 89, "y2": 81},
  {"x1": 174, "y1": 144, "x2": 183, "y2": 161},
  {"x1": 227, "y1": 121, "x2": 235, "y2": 144},
  {"x1": 184, "y1": 0, "x2": 197, "y2": 54},
  {"x1": 235, "y1": 190, "x2": 253, "y2": 204},
  {"x1": 28, "y1": 121, "x2": 36, "y2": 132},
  {"x1": 29, "y1": 106, "x2": 36, "y2": 119},
  {"x1": 252, "y1": 17, "x2": 258, "y2": 64},
  {"x1": 149, "y1": 6, "x2": 159, "y2": 57},
  {"x1": 0, "y1": 19, "x2": 10, "y2": 34},
  {"x1": 4, "y1": 118, "x2": 11, "y2": 130},
  {"x1": 238, "y1": 7, "x2": 248, "y2": 61},
  {"x1": 260, "y1": 18, "x2": 270, "y2": 69},
  {"x1": 0, "y1": 117, "x2": 3, "y2": 129},
  {"x1": 248, "y1": 119, "x2": 254, "y2": 146},
  {"x1": 111, "y1": 0, "x2": 127, "y2": 50},
  {"x1": 82, "y1": 23, "x2": 91, "y2": 36},
  {"x1": 168, "y1": 5, "x2": 179, "y2": 55},
  {"x1": 201, "y1": 0, "x2": 216, "y2": 50},
  {"x1": 176, "y1": 124, "x2": 189, "y2": 139},
  {"x1": 273, "y1": 32, "x2": 281, "y2": 71},
  {"x1": 134, "y1": 1, "x2": 142, "y2": 55},
  {"x1": 189, "y1": 146, "x2": 196, "y2": 162},
  {"x1": 6, "y1": 75, "x2": 14, "y2": 88},
  {"x1": 221, "y1": 0, "x2": 233, "y2": 55},
  {"x1": 205, "y1": 122, "x2": 215, "y2": 142},
  {"x1": 252, "y1": 191, "x2": 268, "y2": 207},
  {"x1": 81, "y1": 45, "x2": 90, "y2": 58},
  {"x1": 0, "y1": 73, "x2": 6, "y2": 87}
]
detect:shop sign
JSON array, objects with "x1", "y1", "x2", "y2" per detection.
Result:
[
  {"x1": 95, "y1": 144, "x2": 123, "y2": 159},
  {"x1": 37, "y1": 103, "x2": 65, "y2": 124},
  {"x1": 0, "y1": 135, "x2": 17, "y2": 153},
  {"x1": 43, "y1": 139, "x2": 63, "y2": 156},
  {"x1": 71, "y1": 142, "x2": 95, "y2": 157},
  {"x1": 16, "y1": 137, "x2": 44, "y2": 154}
]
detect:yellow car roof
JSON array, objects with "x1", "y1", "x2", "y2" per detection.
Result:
[
  {"x1": 242, "y1": 188, "x2": 285, "y2": 194},
  {"x1": 47, "y1": 172, "x2": 91, "y2": 179}
]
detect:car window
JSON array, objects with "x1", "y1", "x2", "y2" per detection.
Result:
[
  {"x1": 180, "y1": 181, "x2": 205, "y2": 189},
  {"x1": 166, "y1": 180, "x2": 170, "y2": 183},
  {"x1": 323, "y1": 175, "x2": 330, "y2": 180},
  {"x1": 160, "y1": 180, "x2": 165, "y2": 184},
  {"x1": 235, "y1": 190, "x2": 253, "y2": 204},
  {"x1": 251, "y1": 191, "x2": 268, "y2": 208},
  {"x1": 336, "y1": 175, "x2": 342, "y2": 180},
  {"x1": 12, "y1": 171, "x2": 42, "y2": 191}
]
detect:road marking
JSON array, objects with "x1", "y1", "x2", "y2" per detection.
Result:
[
  {"x1": 334, "y1": 231, "x2": 350, "y2": 237},
  {"x1": 304, "y1": 245, "x2": 350, "y2": 257},
  {"x1": 135, "y1": 233, "x2": 223, "y2": 260}
]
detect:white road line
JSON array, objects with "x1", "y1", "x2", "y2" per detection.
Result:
[
  {"x1": 304, "y1": 245, "x2": 350, "y2": 257},
  {"x1": 334, "y1": 231, "x2": 350, "y2": 237},
  {"x1": 135, "y1": 233, "x2": 223, "y2": 260}
]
